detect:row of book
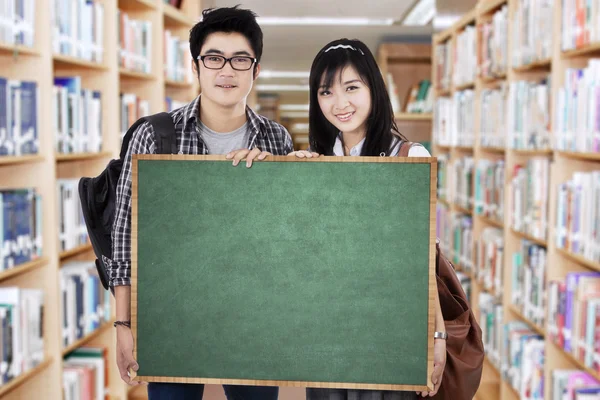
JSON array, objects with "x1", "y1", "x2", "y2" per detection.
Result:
[
  {"x1": 454, "y1": 25, "x2": 476, "y2": 87},
  {"x1": 0, "y1": 287, "x2": 44, "y2": 385},
  {"x1": 474, "y1": 227, "x2": 503, "y2": 297},
  {"x1": 164, "y1": 29, "x2": 193, "y2": 83},
  {"x1": 474, "y1": 159, "x2": 505, "y2": 222},
  {"x1": 403, "y1": 79, "x2": 433, "y2": 114},
  {"x1": 436, "y1": 154, "x2": 449, "y2": 202},
  {"x1": 555, "y1": 59, "x2": 600, "y2": 154},
  {"x1": 434, "y1": 41, "x2": 452, "y2": 92},
  {"x1": 436, "y1": 204, "x2": 474, "y2": 273},
  {"x1": 53, "y1": 76, "x2": 102, "y2": 155},
  {"x1": 120, "y1": 93, "x2": 151, "y2": 139},
  {"x1": 0, "y1": 0, "x2": 35, "y2": 47},
  {"x1": 63, "y1": 347, "x2": 108, "y2": 400},
  {"x1": 165, "y1": 96, "x2": 187, "y2": 112},
  {"x1": 480, "y1": 85, "x2": 508, "y2": 149},
  {"x1": 478, "y1": 295, "x2": 545, "y2": 398},
  {"x1": 451, "y1": 156, "x2": 474, "y2": 211},
  {"x1": 552, "y1": 370, "x2": 600, "y2": 399},
  {"x1": 506, "y1": 76, "x2": 552, "y2": 151},
  {"x1": 561, "y1": 0, "x2": 600, "y2": 53},
  {"x1": 1, "y1": 188, "x2": 42, "y2": 271},
  {"x1": 548, "y1": 272, "x2": 600, "y2": 375},
  {"x1": 433, "y1": 91, "x2": 475, "y2": 148},
  {"x1": 60, "y1": 262, "x2": 111, "y2": 349},
  {"x1": 511, "y1": 0, "x2": 553, "y2": 67},
  {"x1": 58, "y1": 179, "x2": 88, "y2": 254},
  {"x1": 0, "y1": 77, "x2": 39, "y2": 157},
  {"x1": 512, "y1": 240, "x2": 547, "y2": 329},
  {"x1": 51, "y1": 0, "x2": 104, "y2": 63},
  {"x1": 509, "y1": 158, "x2": 550, "y2": 242},
  {"x1": 118, "y1": 10, "x2": 152, "y2": 74},
  {"x1": 478, "y1": 5, "x2": 508, "y2": 80},
  {"x1": 556, "y1": 170, "x2": 600, "y2": 263}
]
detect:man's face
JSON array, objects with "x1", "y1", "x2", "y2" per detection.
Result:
[{"x1": 196, "y1": 32, "x2": 260, "y2": 108}]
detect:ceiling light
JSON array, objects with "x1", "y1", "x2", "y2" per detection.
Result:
[
  {"x1": 280, "y1": 104, "x2": 310, "y2": 111},
  {"x1": 257, "y1": 17, "x2": 395, "y2": 26},
  {"x1": 256, "y1": 84, "x2": 310, "y2": 92},
  {"x1": 402, "y1": 0, "x2": 435, "y2": 25},
  {"x1": 260, "y1": 71, "x2": 310, "y2": 79}
]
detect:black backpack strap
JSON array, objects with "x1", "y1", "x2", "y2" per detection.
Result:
[
  {"x1": 145, "y1": 112, "x2": 177, "y2": 155},
  {"x1": 119, "y1": 112, "x2": 177, "y2": 159}
]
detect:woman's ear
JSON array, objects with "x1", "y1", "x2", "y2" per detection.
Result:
[{"x1": 253, "y1": 63, "x2": 261, "y2": 80}]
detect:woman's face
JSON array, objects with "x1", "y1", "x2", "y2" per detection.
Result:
[{"x1": 317, "y1": 65, "x2": 371, "y2": 136}]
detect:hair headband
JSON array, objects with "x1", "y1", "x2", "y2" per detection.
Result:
[{"x1": 323, "y1": 44, "x2": 365, "y2": 55}]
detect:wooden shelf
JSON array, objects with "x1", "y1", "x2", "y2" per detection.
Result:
[
  {"x1": 454, "y1": 145, "x2": 475, "y2": 152},
  {"x1": 0, "y1": 42, "x2": 39, "y2": 56},
  {"x1": 454, "y1": 203, "x2": 473, "y2": 215},
  {"x1": 550, "y1": 340, "x2": 600, "y2": 382},
  {"x1": 480, "y1": 146, "x2": 506, "y2": 154},
  {"x1": 510, "y1": 228, "x2": 547, "y2": 247},
  {"x1": 63, "y1": 321, "x2": 114, "y2": 356},
  {"x1": 0, "y1": 155, "x2": 44, "y2": 166},
  {"x1": 507, "y1": 304, "x2": 545, "y2": 336},
  {"x1": 557, "y1": 151, "x2": 600, "y2": 162},
  {"x1": 165, "y1": 79, "x2": 193, "y2": 88},
  {"x1": 0, "y1": 257, "x2": 48, "y2": 283},
  {"x1": 59, "y1": 243, "x2": 93, "y2": 260},
  {"x1": 434, "y1": 143, "x2": 451, "y2": 151},
  {"x1": 0, "y1": 357, "x2": 53, "y2": 397},
  {"x1": 476, "y1": 214, "x2": 504, "y2": 229},
  {"x1": 56, "y1": 152, "x2": 112, "y2": 162},
  {"x1": 53, "y1": 54, "x2": 108, "y2": 70},
  {"x1": 512, "y1": 148, "x2": 553, "y2": 156},
  {"x1": 394, "y1": 113, "x2": 433, "y2": 121},
  {"x1": 436, "y1": 88, "x2": 451, "y2": 97},
  {"x1": 118, "y1": 0, "x2": 157, "y2": 11},
  {"x1": 164, "y1": 4, "x2": 194, "y2": 27},
  {"x1": 503, "y1": 380, "x2": 520, "y2": 399},
  {"x1": 477, "y1": 0, "x2": 508, "y2": 16},
  {"x1": 512, "y1": 58, "x2": 552, "y2": 72},
  {"x1": 438, "y1": 198, "x2": 450, "y2": 207},
  {"x1": 481, "y1": 74, "x2": 507, "y2": 84},
  {"x1": 455, "y1": 82, "x2": 475, "y2": 91},
  {"x1": 453, "y1": 8, "x2": 477, "y2": 31},
  {"x1": 562, "y1": 42, "x2": 600, "y2": 58},
  {"x1": 119, "y1": 68, "x2": 156, "y2": 81},
  {"x1": 556, "y1": 247, "x2": 600, "y2": 273}
]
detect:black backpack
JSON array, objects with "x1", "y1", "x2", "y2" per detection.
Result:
[{"x1": 78, "y1": 112, "x2": 177, "y2": 293}]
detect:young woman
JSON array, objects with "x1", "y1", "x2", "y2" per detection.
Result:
[{"x1": 290, "y1": 38, "x2": 447, "y2": 400}]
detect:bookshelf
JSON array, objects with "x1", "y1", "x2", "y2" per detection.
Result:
[
  {"x1": 0, "y1": 0, "x2": 199, "y2": 399},
  {"x1": 433, "y1": 0, "x2": 600, "y2": 399}
]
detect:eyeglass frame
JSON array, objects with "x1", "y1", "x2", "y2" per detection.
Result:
[{"x1": 197, "y1": 54, "x2": 257, "y2": 71}]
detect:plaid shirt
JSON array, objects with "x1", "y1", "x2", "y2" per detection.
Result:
[{"x1": 107, "y1": 95, "x2": 294, "y2": 287}]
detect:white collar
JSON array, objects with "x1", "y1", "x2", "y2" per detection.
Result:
[{"x1": 332, "y1": 133, "x2": 402, "y2": 156}]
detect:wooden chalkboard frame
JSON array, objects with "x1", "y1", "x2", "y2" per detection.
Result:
[{"x1": 130, "y1": 154, "x2": 438, "y2": 392}]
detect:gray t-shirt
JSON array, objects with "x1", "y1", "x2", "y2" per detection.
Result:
[{"x1": 198, "y1": 120, "x2": 250, "y2": 155}]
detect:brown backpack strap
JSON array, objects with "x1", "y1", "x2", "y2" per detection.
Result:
[{"x1": 398, "y1": 140, "x2": 414, "y2": 157}]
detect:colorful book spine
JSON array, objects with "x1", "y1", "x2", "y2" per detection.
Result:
[
  {"x1": 474, "y1": 158, "x2": 505, "y2": 222},
  {"x1": 556, "y1": 171, "x2": 600, "y2": 263},
  {"x1": 117, "y1": 10, "x2": 152, "y2": 73},
  {"x1": 51, "y1": 0, "x2": 104, "y2": 62},
  {"x1": 554, "y1": 60, "x2": 600, "y2": 154},
  {"x1": 511, "y1": 0, "x2": 553, "y2": 67},
  {"x1": 480, "y1": 85, "x2": 508, "y2": 149},
  {"x1": 435, "y1": 41, "x2": 452, "y2": 92},
  {"x1": 510, "y1": 158, "x2": 550, "y2": 241},
  {"x1": 478, "y1": 5, "x2": 508, "y2": 80},
  {"x1": 474, "y1": 227, "x2": 504, "y2": 296},
  {"x1": 454, "y1": 25, "x2": 477, "y2": 86},
  {"x1": 512, "y1": 240, "x2": 547, "y2": 328},
  {"x1": 479, "y1": 292, "x2": 504, "y2": 368}
]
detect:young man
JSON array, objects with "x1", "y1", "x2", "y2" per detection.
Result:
[{"x1": 108, "y1": 6, "x2": 293, "y2": 400}]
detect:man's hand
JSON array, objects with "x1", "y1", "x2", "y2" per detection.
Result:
[
  {"x1": 417, "y1": 337, "x2": 446, "y2": 397},
  {"x1": 288, "y1": 150, "x2": 320, "y2": 158},
  {"x1": 226, "y1": 148, "x2": 271, "y2": 167},
  {"x1": 116, "y1": 326, "x2": 142, "y2": 386}
]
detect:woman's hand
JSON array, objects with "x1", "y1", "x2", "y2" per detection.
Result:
[
  {"x1": 417, "y1": 337, "x2": 447, "y2": 397},
  {"x1": 287, "y1": 150, "x2": 320, "y2": 158}
]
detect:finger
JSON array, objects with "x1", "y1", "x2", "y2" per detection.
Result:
[
  {"x1": 246, "y1": 148, "x2": 262, "y2": 168},
  {"x1": 118, "y1": 360, "x2": 131, "y2": 384},
  {"x1": 311, "y1": 152, "x2": 320, "y2": 157},
  {"x1": 232, "y1": 149, "x2": 250, "y2": 166},
  {"x1": 128, "y1": 358, "x2": 140, "y2": 373},
  {"x1": 257, "y1": 151, "x2": 271, "y2": 161},
  {"x1": 226, "y1": 150, "x2": 239, "y2": 159},
  {"x1": 295, "y1": 151, "x2": 306, "y2": 158},
  {"x1": 304, "y1": 151, "x2": 314, "y2": 158}
]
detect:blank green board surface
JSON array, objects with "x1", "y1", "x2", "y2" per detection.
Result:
[{"x1": 133, "y1": 156, "x2": 435, "y2": 389}]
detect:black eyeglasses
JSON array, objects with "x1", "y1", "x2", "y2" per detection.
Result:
[{"x1": 198, "y1": 55, "x2": 257, "y2": 71}]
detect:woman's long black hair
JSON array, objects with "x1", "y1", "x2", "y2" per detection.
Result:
[{"x1": 308, "y1": 38, "x2": 407, "y2": 156}]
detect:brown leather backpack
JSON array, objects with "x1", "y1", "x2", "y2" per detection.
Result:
[{"x1": 399, "y1": 141, "x2": 485, "y2": 400}]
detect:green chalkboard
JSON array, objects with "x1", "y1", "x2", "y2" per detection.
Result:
[{"x1": 131, "y1": 155, "x2": 437, "y2": 391}]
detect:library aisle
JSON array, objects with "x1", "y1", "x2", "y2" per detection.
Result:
[{"x1": 433, "y1": 0, "x2": 600, "y2": 399}]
